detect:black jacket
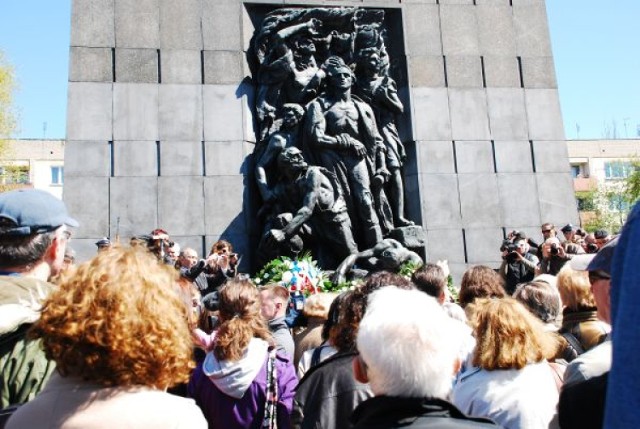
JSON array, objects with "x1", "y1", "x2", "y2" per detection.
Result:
[
  {"x1": 292, "y1": 351, "x2": 372, "y2": 429},
  {"x1": 180, "y1": 259, "x2": 234, "y2": 297},
  {"x1": 351, "y1": 396, "x2": 501, "y2": 429},
  {"x1": 559, "y1": 371, "x2": 608, "y2": 429}
]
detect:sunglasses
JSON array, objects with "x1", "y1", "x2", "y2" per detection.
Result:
[{"x1": 588, "y1": 271, "x2": 611, "y2": 282}]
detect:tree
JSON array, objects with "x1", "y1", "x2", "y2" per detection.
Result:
[
  {"x1": 582, "y1": 180, "x2": 629, "y2": 234},
  {"x1": 624, "y1": 160, "x2": 640, "y2": 205},
  {"x1": 0, "y1": 49, "x2": 18, "y2": 153}
]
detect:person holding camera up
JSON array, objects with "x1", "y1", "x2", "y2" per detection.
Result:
[
  {"x1": 539, "y1": 235, "x2": 584, "y2": 276},
  {"x1": 177, "y1": 240, "x2": 240, "y2": 301},
  {"x1": 499, "y1": 232, "x2": 539, "y2": 295},
  {"x1": 202, "y1": 240, "x2": 239, "y2": 294}
]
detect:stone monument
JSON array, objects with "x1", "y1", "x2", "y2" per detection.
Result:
[{"x1": 65, "y1": 0, "x2": 578, "y2": 280}]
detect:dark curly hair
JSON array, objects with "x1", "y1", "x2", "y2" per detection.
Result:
[{"x1": 330, "y1": 271, "x2": 415, "y2": 352}]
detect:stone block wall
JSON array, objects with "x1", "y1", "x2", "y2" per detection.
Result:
[{"x1": 65, "y1": 0, "x2": 578, "y2": 279}]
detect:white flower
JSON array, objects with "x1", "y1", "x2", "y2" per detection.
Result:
[
  {"x1": 436, "y1": 260, "x2": 450, "y2": 278},
  {"x1": 281, "y1": 271, "x2": 294, "y2": 284}
]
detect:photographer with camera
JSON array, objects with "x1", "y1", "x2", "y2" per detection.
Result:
[
  {"x1": 499, "y1": 233, "x2": 539, "y2": 295},
  {"x1": 539, "y1": 235, "x2": 584, "y2": 276},
  {"x1": 201, "y1": 240, "x2": 239, "y2": 294}
]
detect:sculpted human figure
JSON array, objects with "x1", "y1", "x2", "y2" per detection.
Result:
[
  {"x1": 261, "y1": 147, "x2": 358, "y2": 269},
  {"x1": 355, "y1": 46, "x2": 413, "y2": 227},
  {"x1": 303, "y1": 55, "x2": 389, "y2": 248},
  {"x1": 332, "y1": 238, "x2": 423, "y2": 284},
  {"x1": 255, "y1": 103, "x2": 305, "y2": 203},
  {"x1": 256, "y1": 18, "x2": 324, "y2": 139}
]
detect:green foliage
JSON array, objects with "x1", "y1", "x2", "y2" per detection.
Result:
[
  {"x1": 446, "y1": 275, "x2": 458, "y2": 302},
  {"x1": 254, "y1": 255, "x2": 461, "y2": 301},
  {"x1": 575, "y1": 190, "x2": 596, "y2": 211},
  {"x1": 0, "y1": 49, "x2": 18, "y2": 151},
  {"x1": 397, "y1": 260, "x2": 422, "y2": 277},
  {"x1": 581, "y1": 180, "x2": 628, "y2": 234},
  {"x1": 397, "y1": 260, "x2": 458, "y2": 303},
  {"x1": 0, "y1": 164, "x2": 29, "y2": 193},
  {"x1": 624, "y1": 160, "x2": 640, "y2": 205}
]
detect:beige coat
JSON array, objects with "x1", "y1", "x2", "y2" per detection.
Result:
[{"x1": 6, "y1": 373, "x2": 207, "y2": 429}]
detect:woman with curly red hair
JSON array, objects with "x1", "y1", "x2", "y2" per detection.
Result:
[
  {"x1": 188, "y1": 278, "x2": 297, "y2": 428},
  {"x1": 6, "y1": 246, "x2": 207, "y2": 429}
]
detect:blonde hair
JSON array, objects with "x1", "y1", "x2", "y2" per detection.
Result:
[
  {"x1": 557, "y1": 265, "x2": 596, "y2": 311},
  {"x1": 31, "y1": 246, "x2": 194, "y2": 389},
  {"x1": 469, "y1": 298, "x2": 559, "y2": 370},
  {"x1": 214, "y1": 279, "x2": 272, "y2": 361},
  {"x1": 303, "y1": 292, "x2": 337, "y2": 319}
]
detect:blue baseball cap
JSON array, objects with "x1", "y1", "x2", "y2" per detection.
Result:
[{"x1": 0, "y1": 189, "x2": 79, "y2": 236}]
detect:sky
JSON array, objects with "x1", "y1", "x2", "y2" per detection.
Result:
[{"x1": 0, "y1": 1, "x2": 638, "y2": 141}]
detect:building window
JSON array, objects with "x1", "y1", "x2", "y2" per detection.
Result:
[
  {"x1": 571, "y1": 163, "x2": 589, "y2": 178},
  {"x1": 604, "y1": 161, "x2": 633, "y2": 180},
  {"x1": 51, "y1": 166, "x2": 64, "y2": 185},
  {"x1": 570, "y1": 165, "x2": 580, "y2": 178}
]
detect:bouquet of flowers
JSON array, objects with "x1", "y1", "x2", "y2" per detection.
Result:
[{"x1": 254, "y1": 253, "x2": 325, "y2": 295}]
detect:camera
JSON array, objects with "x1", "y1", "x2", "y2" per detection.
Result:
[
  {"x1": 586, "y1": 243, "x2": 599, "y2": 254},
  {"x1": 550, "y1": 243, "x2": 560, "y2": 255},
  {"x1": 500, "y1": 240, "x2": 518, "y2": 255},
  {"x1": 500, "y1": 240, "x2": 518, "y2": 262}
]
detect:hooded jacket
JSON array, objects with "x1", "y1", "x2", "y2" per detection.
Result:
[{"x1": 188, "y1": 338, "x2": 297, "y2": 429}]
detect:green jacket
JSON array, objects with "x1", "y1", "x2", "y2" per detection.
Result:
[{"x1": 0, "y1": 276, "x2": 56, "y2": 409}]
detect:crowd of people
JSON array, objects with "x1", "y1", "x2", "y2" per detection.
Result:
[{"x1": 0, "y1": 187, "x2": 638, "y2": 429}]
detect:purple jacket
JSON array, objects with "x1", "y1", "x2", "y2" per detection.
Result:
[{"x1": 188, "y1": 343, "x2": 297, "y2": 429}]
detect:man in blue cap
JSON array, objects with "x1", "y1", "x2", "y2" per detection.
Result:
[
  {"x1": 558, "y1": 236, "x2": 618, "y2": 429},
  {"x1": 564, "y1": 237, "x2": 617, "y2": 386},
  {"x1": 0, "y1": 189, "x2": 78, "y2": 409}
]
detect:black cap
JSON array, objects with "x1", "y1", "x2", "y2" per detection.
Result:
[
  {"x1": 561, "y1": 224, "x2": 574, "y2": 233},
  {"x1": 95, "y1": 237, "x2": 111, "y2": 247}
]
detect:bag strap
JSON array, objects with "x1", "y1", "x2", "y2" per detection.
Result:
[
  {"x1": 262, "y1": 348, "x2": 279, "y2": 429},
  {"x1": 310, "y1": 345, "x2": 326, "y2": 368},
  {"x1": 561, "y1": 331, "x2": 585, "y2": 355},
  {"x1": 547, "y1": 361, "x2": 566, "y2": 393}
]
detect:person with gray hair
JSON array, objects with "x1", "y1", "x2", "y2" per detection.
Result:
[
  {"x1": 350, "y1": 287, "x2": 499, "y2": 429},
  {"x1": 513, "y1": 280, "x2": 562, "y2": 331}
]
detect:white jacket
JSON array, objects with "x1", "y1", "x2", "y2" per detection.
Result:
[{"x1": 451, "y1": 362, "x2": 559, "y2": 429}]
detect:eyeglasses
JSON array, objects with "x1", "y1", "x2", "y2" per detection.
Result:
[
  {"x1": 541, "y1": 229, "x2": 552, "y2": 233},
  {"x1": 588, "y1": 271, "x2": 611, "y2": 283}
]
